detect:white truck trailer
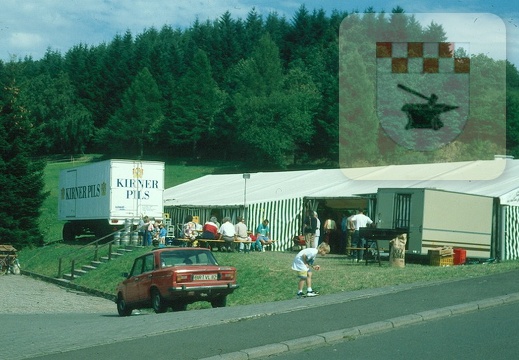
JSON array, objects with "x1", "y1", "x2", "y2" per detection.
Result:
[{"x1": 58, "y1": 159, "x2": 165, "y2": 241}]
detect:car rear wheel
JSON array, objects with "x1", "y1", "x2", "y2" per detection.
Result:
[
  {"x1": 117, "y1": 294, "x2": 132, "y2": 317},
  {"x1": 152, "y1": 289, "x2": 168, "y2": 313},
  {"x1": 210, "y1": 296, "x2": 227, "y2": 308}
]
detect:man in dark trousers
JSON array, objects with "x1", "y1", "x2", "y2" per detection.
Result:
[{"x1": 303, "y1": 209, "x2": 317, "y2": 249}]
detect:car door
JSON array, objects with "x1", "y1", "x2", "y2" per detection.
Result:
[
  {"x1": 137, "y1": 253, "x2": 156, "y2": 301},
  {"x1": 125, "y1": 257, "x2": 144, "y2": 304}
]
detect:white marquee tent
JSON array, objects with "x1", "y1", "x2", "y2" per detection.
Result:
[{"x1": 163, "y1": 157, "x2": 519, "y2": 258}]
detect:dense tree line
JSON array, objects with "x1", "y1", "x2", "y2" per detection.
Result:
[
  {"x1": 1, "y1": 5, "x2": 519, "y2": 248},
  {"x1": 1, "y1": 6, "x2": 518, "y2": 169}
]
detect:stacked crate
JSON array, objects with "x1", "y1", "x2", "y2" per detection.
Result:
[{"x1": 428, "y1": 247, "x2": 454, "y2": 266}]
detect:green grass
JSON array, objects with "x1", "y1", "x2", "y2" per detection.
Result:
[{"x1": 17, "y1": 244, "x2": 519, "y2": 310}]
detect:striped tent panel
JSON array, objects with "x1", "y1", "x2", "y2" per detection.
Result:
[
  {"x1": 503, "y1": 205, "x2": 519, "y2": 260},
  {"x1": 248, "y1": 197, "x2": 303, "y2": 251}
]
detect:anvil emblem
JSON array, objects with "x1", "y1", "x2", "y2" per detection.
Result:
[{"x1": 398, "y1": 84, "x2": 458, "y2": 130}]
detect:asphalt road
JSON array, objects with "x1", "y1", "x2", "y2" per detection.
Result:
[
  {"x1": 267, "y1": 302, "x2": 519, "y2": 360},
  {"x1": 3, "y1": 270, "x2": 519, "y2": 359}
]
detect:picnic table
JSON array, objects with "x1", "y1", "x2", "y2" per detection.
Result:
[{"x1": 172, "y1": 237, "x2": 275, "y2": 253}]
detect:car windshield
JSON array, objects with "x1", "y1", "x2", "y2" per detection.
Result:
[{"x1": 160, "y1": 250, "x2": 218, "y2": 267}]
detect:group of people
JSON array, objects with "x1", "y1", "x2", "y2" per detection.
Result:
[
  {"x1": 138, "y1": 216, "x2": 167, "y2": 246},
  {"x1": 302, "y1": 208, "x2": 374, "y2": 261},
  {"x1": 183, "y1": 215, "x2": 274, "y2": 253}
]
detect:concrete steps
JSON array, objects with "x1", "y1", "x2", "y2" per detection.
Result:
[{"x1": 62, "y1": 246, "x2": 135, "y2": 281}]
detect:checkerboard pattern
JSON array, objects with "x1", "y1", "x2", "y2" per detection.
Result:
[{"x1": 376, "y1": 42, "x2": 470, "y2": 74}]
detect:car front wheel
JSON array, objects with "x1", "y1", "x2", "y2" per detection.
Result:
[
  {"x1": 117, "y1": 294, "x2": 132, "y2": 317},
  {"x1": 210, "y1": 296, "x2": 227, "y2": 308},
  {"x1": 151, "y1": 289, "x2": 168, "y2": 313}
]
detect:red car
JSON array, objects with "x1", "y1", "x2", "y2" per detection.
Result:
[{"x1": 115, "y1": 247, "x2": 239, "y2": 316}]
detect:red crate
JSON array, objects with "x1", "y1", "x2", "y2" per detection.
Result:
[{"x1": 453, "y1": 248, "x2": 466, "y2": 265}]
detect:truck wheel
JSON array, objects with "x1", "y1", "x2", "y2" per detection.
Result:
[
  {"x1": 62, "y1": 222, "x2": 75, "y2": 242},
  {"x1": 117, "y1": 294, "x2": 132, "y2": 317},
  {"x1": 151, "y1": 289, "x2": 168, "y2": 313},
  {"x1": 210, "y1": 296, "x2": 227, "y2": 308},
  {"x1": 91, "y1": 222, "x2": 112, "y2": 241}
]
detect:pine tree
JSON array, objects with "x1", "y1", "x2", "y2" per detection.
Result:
[
  {"x1": 167, "y1": 49, "x2": 224, "y2": 157},
  {"x1": 96, "y1": 67, "x2": 163, "y2": 158},
  {"x1": 0, "y1": 69, "x2": 47, "y2": 248}
]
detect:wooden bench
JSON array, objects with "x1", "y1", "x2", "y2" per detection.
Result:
[{"x1": 172, "y1": 238, "x2": 275, "y2": 253}]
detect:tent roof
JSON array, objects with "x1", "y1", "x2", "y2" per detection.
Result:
[{"x1": 164, "y1": 157, "x2": 519, "y2": 207}]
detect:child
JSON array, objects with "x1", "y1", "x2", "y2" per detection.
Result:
[
  {"x1": 291, "y1": 243, "x2": 330, "y2": 297},
  {"x1": 158, "y1": 224, "x2": 167, "y2": 245}
]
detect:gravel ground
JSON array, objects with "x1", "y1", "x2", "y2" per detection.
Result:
[{"x1": 0, "y1": 274, "x2": 116, "y2": 314}]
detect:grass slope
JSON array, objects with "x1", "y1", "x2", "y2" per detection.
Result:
[{"x1": 18, "y1": 244, "x2": 519, "y2": 310}]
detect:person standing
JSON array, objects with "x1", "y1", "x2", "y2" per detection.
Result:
[
  {"x1": 158, "y1": 223, "x2": 167, "y2": 245},
  {"x1": 313, "y1": 211, "x2": 321, "y2": 248},
  {"x1": 138, "y1": 216, "x2": 146, "y2": 246},
  {"x1": 340, "y1": 213, "x2": 348, "y2": 255},
  {"x1": 142, "y1": 216, "x2": 153, "y2": 246},
  {"x1": 323, "y1": 216, "x2": 337, "y2": 251},
  {"x1": 303, "y1": 209, "x2": 317, "y2": 249},
  {"x1": 350, "y1": 209, "x2": 373, "y2": 262}
]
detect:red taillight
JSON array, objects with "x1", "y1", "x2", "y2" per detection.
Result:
[
  {"x1": 219, "y1": 272, "x2": 235, "y2": 281},
  {"x1": 176, "y1": 273, "x2": 191, "y2": 283}
]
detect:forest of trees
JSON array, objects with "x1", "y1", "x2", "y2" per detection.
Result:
[
  {"x1": 2, "y1": 5, "x2": 519, "y2": 248},
  {"x1": 0, "y1": 5, "x2": 517, "y2": 169}
]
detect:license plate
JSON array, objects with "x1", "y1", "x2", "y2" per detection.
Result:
[{"x1": 193, "y1": 274, "x2": 217, "y2": 280}]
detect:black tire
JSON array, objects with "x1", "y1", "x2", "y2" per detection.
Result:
[
  {"x1": 210, "y1": 296, "x2": 227, "y2": 308},
  {"x1": 62, "y1": 222, "x2": 76, "y2": 242},
  {"x1": 151, "y1": 289, "x2": 168, "y2": 313},
  {"x1": 116, "y1": 294, "x2": 132, "y2": 317}
]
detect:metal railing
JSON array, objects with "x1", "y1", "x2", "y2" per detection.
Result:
[{"x1": 57, "y1": 230, "x2": 123, "y2": 279}]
